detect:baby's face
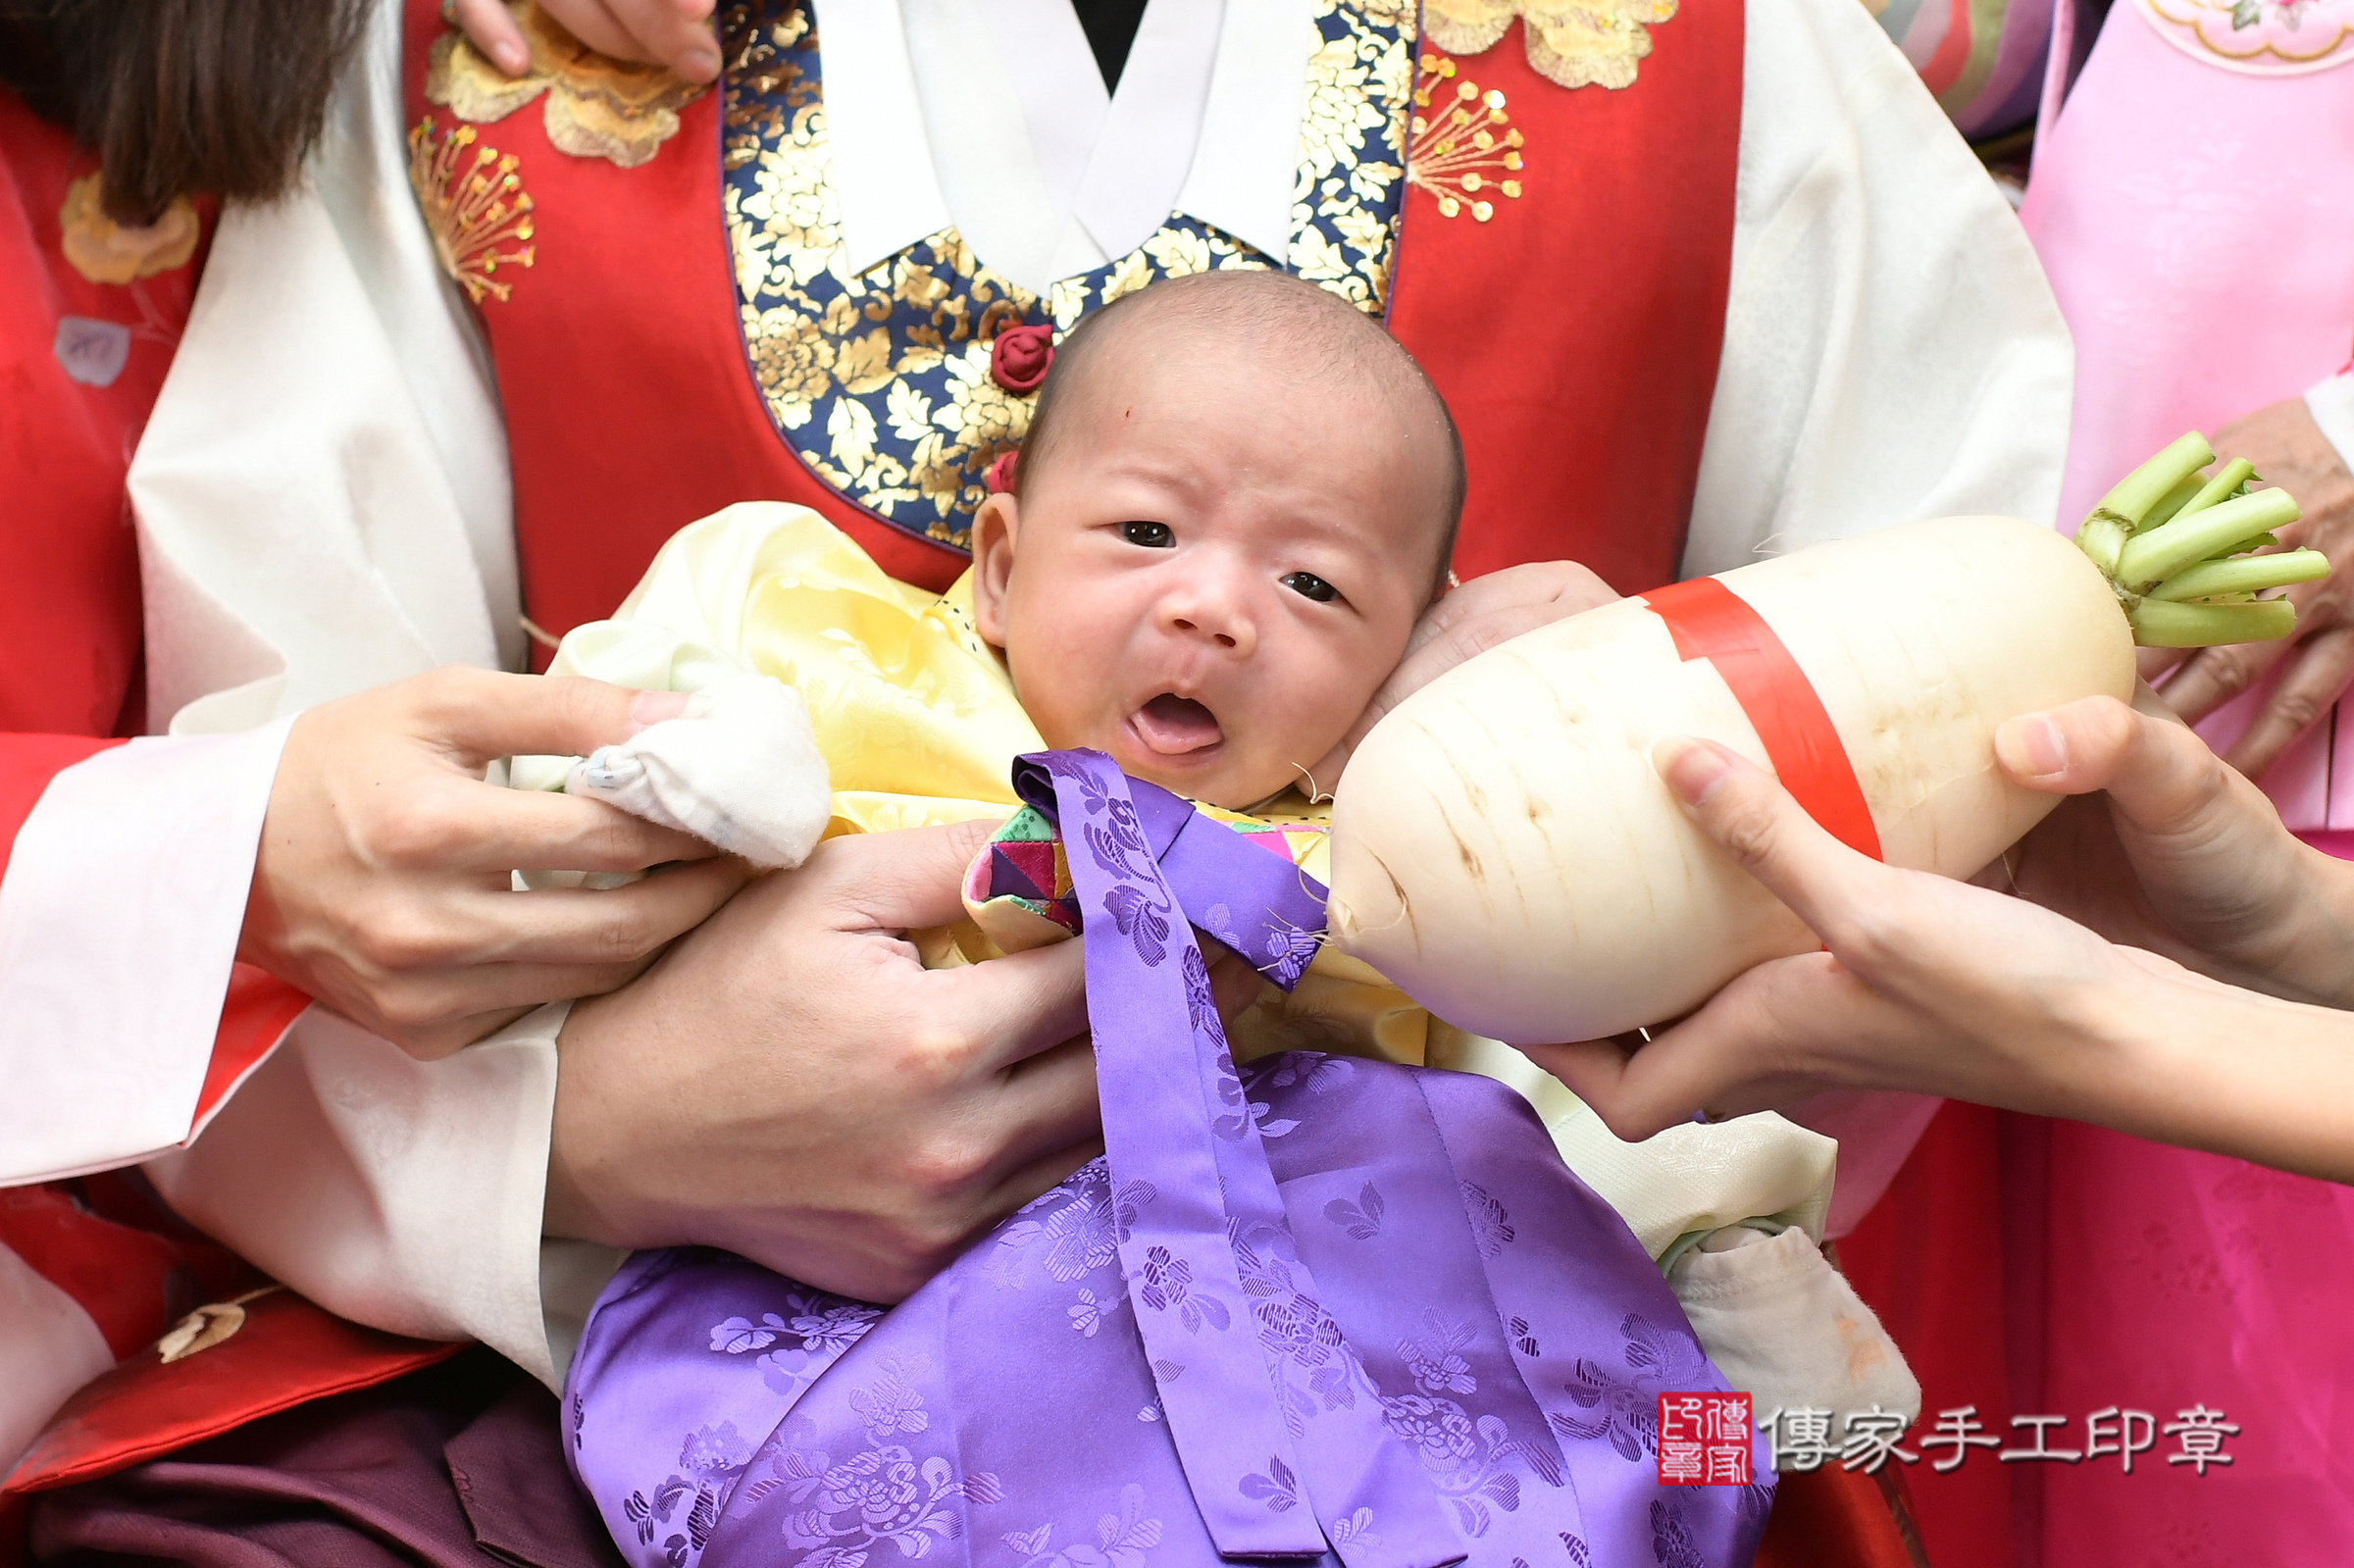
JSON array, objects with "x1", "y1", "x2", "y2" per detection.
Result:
[{"x1": 972, "y1": 340, "x2": 1447, "y2": 809}]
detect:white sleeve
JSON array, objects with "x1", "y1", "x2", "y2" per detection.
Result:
[
  {"x1": 131, "y1": 0, "x2": 520, "y2": 738},
  {"x1": 0, "y1": 726, "x2": 292, "y2": 1185},
  {"x1": 141, "y1": 1002, "x2": 623, "y2": 1390},
  {"x1": 126, "y1": 2, "x2": 586, "y2": 1377},
  {"x1": 1680, "y1": 0, "x2": 2074, "y2": 579}
]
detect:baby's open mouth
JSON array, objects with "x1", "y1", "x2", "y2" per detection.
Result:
[{"x1": 1127, "y1": 692, "x2": 1223, "y2": 757}]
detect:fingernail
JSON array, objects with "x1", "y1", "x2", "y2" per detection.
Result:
[
  {"x1": 626, "y1": 689, "x2": 691, "y2": 734},
  {"x1": 685, "y1": 45, "x2": 720, "y2": 79},
  {"x1": 1654, "y1": 736, "x2": 1732, "y2": 805},
  {"x1": 2001, "y1": 714, "x2": 2068, "y2": 778},
  {"x1": 496, "y1": 41, "x2": 529, "y2": 73}
]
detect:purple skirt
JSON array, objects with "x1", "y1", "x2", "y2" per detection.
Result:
[{"x1": 563, "y1": 753, "x2": 1769, "y2": 1568}]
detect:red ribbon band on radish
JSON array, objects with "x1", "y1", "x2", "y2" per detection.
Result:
[{"x1": 1640, "y1": 576, "x2": 1883, "y2": 861}]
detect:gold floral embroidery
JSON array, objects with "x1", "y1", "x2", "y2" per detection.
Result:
[
  {"x1": 408, "y1": 118, "x2": 537, "y2": 303},
  {"x1": 1407, "y1": 54, "x2": 1524, "y2": 221},
  {"x1": 426, "y1": 0, "x2": 708, "y2": 168},
  {"x1": 1422, "y1": 0, "x2": 1677, "y2": 90},
  {"x1": 58, "y1": 174, "x2": 199, "y2": 284},
  {"x1": 718, "y1": 0, "x2": 1407, "y2": 549},
  {"x1": 1291, "y1": 1, "x2": 1411, "y2": 309}
]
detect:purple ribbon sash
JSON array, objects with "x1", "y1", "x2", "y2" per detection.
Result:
[
  {"x1": 1018, "y1": 753, "x2": 1459, "y2": 1567},
  {"x1": 561, "y1": 751, "x2": 1774, "y2": 1568}
]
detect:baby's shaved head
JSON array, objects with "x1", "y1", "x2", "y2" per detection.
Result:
[{"x1": 1014, "y1": 270, "x2": 1464, "y2": 591}]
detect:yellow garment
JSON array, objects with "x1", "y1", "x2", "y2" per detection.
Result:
[
  {"x1": 539, "y1": 501, "x2": 1039, "y2": 835},
  {"x1": 536, "y1": 502, "x2": 1836, "y2": 1257}
]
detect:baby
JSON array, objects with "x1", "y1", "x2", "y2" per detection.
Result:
[
  {"x1": 968, "y1": 268, "x2": 1459, "y2": 812},
  {"x1": 522, "y1": 270, "x2": 1914, "y2": 1443}
]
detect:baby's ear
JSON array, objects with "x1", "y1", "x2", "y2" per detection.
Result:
[{"x1": 970, "y1": 492, "x2": 1020, "y2": 646}]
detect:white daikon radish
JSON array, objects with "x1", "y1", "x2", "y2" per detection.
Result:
[{"x1": 1326, "y1": 434, "x2": 2322, "y2": 1045}]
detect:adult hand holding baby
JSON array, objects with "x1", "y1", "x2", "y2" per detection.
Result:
[
  {"x1": 545, "y1": 817, "x2": 1119, "y2": 1303},
  {"x1": 1529, "y1": 693, "x2": 2354, "y2": 1185},
  {"x1": 239, "y1": 667, "x2": 751, "y2": 1059}
]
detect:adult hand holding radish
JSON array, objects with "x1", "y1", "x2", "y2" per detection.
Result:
[
  {"x1": 2132, "y1": 400, "x2": 2354, "y2": 779},
  {"x1": 1326, "y1": 434, "x2": 2325, "y2": 1048},
  {"x1": 1525, "y1": 697, "x2": 2354, "y2": 1189}
]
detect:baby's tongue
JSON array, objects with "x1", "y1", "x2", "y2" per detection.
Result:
[{"x1": 1130, "y1": 693, "x2": 1222, "y2": 755}]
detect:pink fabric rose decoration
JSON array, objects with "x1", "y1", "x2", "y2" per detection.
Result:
[{"x1": 989, "y1": 323, "x2": 1054, "y2": 394}]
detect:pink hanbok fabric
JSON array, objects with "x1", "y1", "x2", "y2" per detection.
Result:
[{"x1": 2011, "y1": 6, "x2": 2354, "y2": 1561}]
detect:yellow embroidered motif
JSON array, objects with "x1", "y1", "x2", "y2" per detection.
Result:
[
  {"x1": 58, "y1": 173, "x2": 199, "y2": 284},
  {"x1": 1422, "y1": 0, "x2": 1678, "y2": 90},
  {"x1": 408, "y1": 118, "x2": 537, "y2": 303},
  {"x1": 1407, "y1": 54, "x2": 1524, "y2": 222},
  {"x1": 426, "y1": 0, "x2": 708, "y2": 168}
]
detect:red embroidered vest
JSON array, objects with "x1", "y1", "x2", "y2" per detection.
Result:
[{"x1": 398, "y1": 0, "x2": 1741, "y2": 652}]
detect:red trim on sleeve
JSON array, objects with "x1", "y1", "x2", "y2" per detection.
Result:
[
  {"x1": 192, "y1": 967, "x2": 312, "y2": 1134},
  {"x1": 0, "y1": 735, "x2": 125, "y2": 882}
]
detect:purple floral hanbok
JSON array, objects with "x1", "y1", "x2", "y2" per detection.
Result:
[{"x1": 564, "y1": 752, "x2": 1770, "y2": 1568}]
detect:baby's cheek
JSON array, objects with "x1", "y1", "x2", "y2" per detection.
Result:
[
  {"x1": 1002, "y1": 593, "x2": 1117, "y2": 743},
  {"x1": 1253, "y1": 657, "x2": 1369, "y2": 761}
]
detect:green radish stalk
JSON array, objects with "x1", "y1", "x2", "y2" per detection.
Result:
[{"x1": 2076, "y1": 432, "x2": 2328, "y2": 648}]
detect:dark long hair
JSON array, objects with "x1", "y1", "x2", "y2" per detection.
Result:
[{"x1": 0, "y1": 0, "x2": 375, "y2": 225}]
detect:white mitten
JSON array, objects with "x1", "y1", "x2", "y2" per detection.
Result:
[
  {"x1": 1667, "y1": 1225, "x2": 1922, "y2": 1470},
  {"x1": 565, "y1": 672, "x2": 831, "y2": 869}
]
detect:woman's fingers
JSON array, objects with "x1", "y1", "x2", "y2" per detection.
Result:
[
  {"x1": 989, "y1": 1035, "x2": 1106, "y2": 1176},
  {"x1": 1515, "y1": 1038, "x2": 1651, "y2": 1129},
  {"x1": 246, "y1": 667, "x2": 736, "y2": 1057},
  {"x1": 1651, "y1": 735, "x2": 1884, "y2": 949},
  {"x1": 447, "y1": 784, "x2": 719, "y2": 872},
  {"x1": 977, "y1": 1134, "x2": 1110, "y2": 1247},
  {"x1": 2151, "y1": 629, "x2": 2290, "y2": 726},
  {"x1": 452, "y1": 0, "x2": 532, "y2": 73},
  {"x1": 536, "y1": 0, "x2": 722, "y2": 78},
  {"x1": 452, "y1": 856, "x2": 753, "y2": 963},
  {"x1": 413, "y1": 668, "x2": 684, "y2": 766},
  {"x1": 1525, "y1": 952, "x2": 1928, "y2": 1141},
  {"x1": 1401, "y1": 560, "x2": 1616, "y2": 661},
  {"x1": 2224, "y1": 622, "x2": 2354, "y2": 779},
  {"x1": 821, "y1": 817, "x2": 1006, "y2": 933},
  {"x1": 937, "y1": 939, "x2": 1093, "y2": 1073},
  {"x1": 1996, "y1": 695, "x2": 2243, "y2": 844},
  {"x1": 1992, "y1": 695, "x2": 2144, "y2": 796}
]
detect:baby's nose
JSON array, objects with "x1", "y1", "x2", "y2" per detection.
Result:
[
  {"x1": 1171, "y1": 615, "x2": 1239, "y2": 651},
  {"x1": 1166, "y1": 592, "x2": 1257, "y2": 658}
]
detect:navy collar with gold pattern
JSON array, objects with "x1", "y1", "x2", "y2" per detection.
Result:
[{"x1": 718, "y1": 0, "x2": 1412, "y2": 553}]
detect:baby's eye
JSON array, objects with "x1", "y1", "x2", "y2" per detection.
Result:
[
  {"x1": 1282, "y1": 571, "x2": 1339, "y2": 603},
  {"x1": 1120, "y1": 521, "x2": 1175, "y2": 549}
]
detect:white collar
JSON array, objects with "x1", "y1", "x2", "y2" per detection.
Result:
[{"x1": 820, "y1": 0, "x2": 1313, "y2": 291}]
